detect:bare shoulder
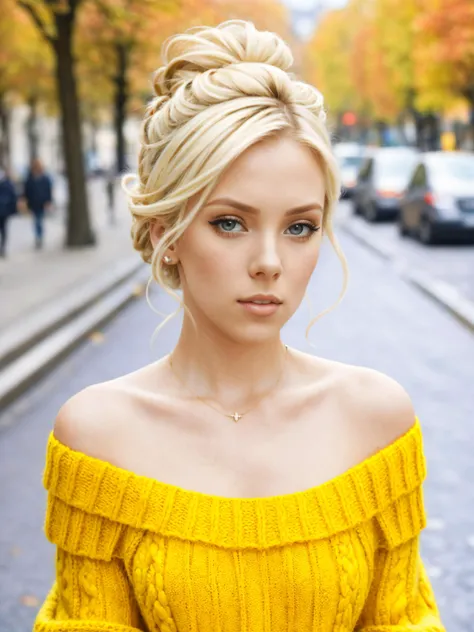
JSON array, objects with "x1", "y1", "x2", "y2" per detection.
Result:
[
  {"x1": 339, "y1": 363, "x2": 417, "y2": 445},
  {"x1": 53, "y1": 381, "x2": 133, "y2": 460},
  {"x1": 53, "y1": 359, "x2": 176, "y2": 463},
  {"x1": 295, "y1": 351, "x2": 416, "y2": 450}
]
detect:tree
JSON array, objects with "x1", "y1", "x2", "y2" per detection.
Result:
[
  {"x1": 77, "y1": 0, "x2": 179, "y2": 175},
  {"x1": 18, "y1": 0, "x2": 95, "y2": 247},
  {"x1": 77, "y1": 0, "x2": 290, "y2": 175},
  {"x1": 0, "y1": 0, "x2": 23, "y2": 169},
  {"x1": 415, "y1": 0, "x2": 474, "y2": 140},
  {"x1": 0, "y1": 0, "x2": 55, "y2": 166},
  {"x1": 302, "y1": 0, "x2": 374, "y2": 135}
]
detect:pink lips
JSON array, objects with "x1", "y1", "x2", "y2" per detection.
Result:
[{"x1": 237, "y1": 294, "x2": 282, "y2": 317}]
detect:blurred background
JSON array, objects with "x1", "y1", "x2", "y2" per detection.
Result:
[{"x1": 0, "y1": 0, "x2": 473, "y2": 630}]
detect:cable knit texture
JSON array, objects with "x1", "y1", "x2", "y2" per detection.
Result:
[{"x1": 34, "y1": 417, "x2": 445, "y2": 631}]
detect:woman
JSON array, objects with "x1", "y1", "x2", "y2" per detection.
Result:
[{"x1": 34, "y1": 20, "x2": 444, "y2": 632}]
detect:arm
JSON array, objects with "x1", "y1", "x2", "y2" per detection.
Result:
[
  {"x1": 349, "y1": 370, "x2": 445, "y2": 630},
  {"x1": 356, "y1": 536, "x2": 444, "y2": 631},
  {"x1": 7, "y1": 181, "x2": 17, "y2": 215},
  {"x1": 35, "y1": 548, "x2": 145, "y2": 632},
  {"x1": 35, "y1": 393, "x2": 147, "y2": 631},
  {"x1": 45, "y1": 174, "x2": 53, "y2": 205}
]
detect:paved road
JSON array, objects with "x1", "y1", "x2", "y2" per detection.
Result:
[
  {"x1": 337, "y1": 200, "x2": 474, "y2": 303},
  {"x1": 0, "y1": 230, "x2": 473, "y2": 631}
]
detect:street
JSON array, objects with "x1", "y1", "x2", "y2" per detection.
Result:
[
  {"x1": 0, "y1": 222, "x2": 473, "y2": 632},
  {"x1": 337, "y1": 200, "x2": 474, "y2": 304}
]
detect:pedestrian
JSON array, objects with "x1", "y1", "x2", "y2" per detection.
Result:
[
  {"x1": 23, "y1": 157, "x2": 53, "y2": 250},
  {"x1": 0, "y1": 167, "x2": 17, "y2": 258},
  {"x1": 34, "y1": 20, "x2": 445, "y2": 632},
  {"x1": 106, "y1": 168, "x2": 116, "y2": 225}
]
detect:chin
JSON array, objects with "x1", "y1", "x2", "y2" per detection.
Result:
[{"x1": 220, "y1": 318, "x2": 288, "y2": 346}]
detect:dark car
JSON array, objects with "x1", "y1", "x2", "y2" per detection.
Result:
[
  {"x1": 399, "y1": 152, "x2": 474, "y2": 245},
  {"x1": 352, "y1": 147, "x2": 418, "y2": 222}
]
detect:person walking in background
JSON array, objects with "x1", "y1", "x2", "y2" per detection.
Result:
[
  {"x1": 106, "y1": 168, "x2": 116, "y2": 225},
  {"x1": 24, "y1": 158, "x2": 53, "y2": 250},
  {"x1": 0, "y1": 167, "x2": 18, "y2": 258}
]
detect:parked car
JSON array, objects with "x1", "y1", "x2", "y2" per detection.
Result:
[
  {"x1": 399, "y1": 152, "x2": 474, "y2": 244},
  {"x1": 334, "y1": 142, "x2": 367, "y2": 199},
  {"x1": 352, "y1": 147, "x2": 418, "y2": 222}
]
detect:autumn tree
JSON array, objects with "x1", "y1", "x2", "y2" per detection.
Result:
[
  {"x1": 303, "y1": 8, "x2": 357, "y2": 126},
  {"x1": 76, "y1": 0, "x2": 180, "y2": 174},
  {"x1": 18, "y1": 0, "x2": 95, "y2": 247},
  {"x1": 415, "y1": 0, "x2": 474, "y2": 140},
  {"x1": 78, "y1": 0, "x2": 289, "y2": 175},
  {"x1": 0, "y1": 0, "x2": 24, "y2": 168},
  {"x1": 0, "y1": 0, "x2": 55, "y2": 167},
  {"x1": 303, "y1": 0, "x2": 374, "y2": 135}
]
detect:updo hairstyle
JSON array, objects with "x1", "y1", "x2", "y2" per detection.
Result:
[{"x1": 123, "y1": 20, "x2": 348, "y2": 335}]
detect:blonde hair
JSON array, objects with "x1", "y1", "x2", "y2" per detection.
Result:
[{"x1": 123, "y1": 19, "x2": 348, "y2": 339}]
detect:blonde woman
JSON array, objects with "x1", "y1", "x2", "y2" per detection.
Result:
[{"x1": 34, "y1": 20, "x2": 444, "y2": 632}]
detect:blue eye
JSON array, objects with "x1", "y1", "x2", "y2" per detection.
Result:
[
  {"x1": 286, "y1": 222, "x2": 319, "y2": 237},
  {"x1": 209, "y1": 218, "x2": 244, "y2": 234}
]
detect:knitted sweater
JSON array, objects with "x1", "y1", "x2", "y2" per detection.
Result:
[{"x1": 35, "y1": 417, "x2": 444, "y2": 632}]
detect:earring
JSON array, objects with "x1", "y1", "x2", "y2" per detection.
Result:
[{"x1": 163, "y1": 255, "x2": 172, "y2": 265}]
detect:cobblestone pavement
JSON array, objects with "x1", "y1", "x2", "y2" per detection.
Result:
[
  {"x1": 337, "y1": 200, "x2": 474, "y2": 303},
  {"x1": 0, "y1": 229, "x2": 473, "y2": 632}
]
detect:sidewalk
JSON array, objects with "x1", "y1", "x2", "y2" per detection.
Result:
[{"x1": 0, "y1": 176, "x2": 143, "y2": 332}]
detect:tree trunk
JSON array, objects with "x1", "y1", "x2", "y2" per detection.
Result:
[
  {"x1": 463, "y1": 87, "x2": 474, "y2": 151},
  {"x1": 54, "y1": 9, "x2": 96, "y2": 247},
  {"x1": 406, "y1": 88, "x2": 423, "y2": 150},
  {"x1": 27, "y1": 95, "x2": 39, "y2": 163},
  {"x1": 90, "y1": 116, "x2": 99, "y2": 156},
  {"x1": 114, "y1": 43, "x2": 129, "y2": 174},
  {"x1": 0, "y1": 94, "x2": 11, "y2": 170}
]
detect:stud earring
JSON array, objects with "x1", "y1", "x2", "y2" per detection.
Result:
[{"x1": 163, "y1": 255, "x2": 172, "y2": 265}]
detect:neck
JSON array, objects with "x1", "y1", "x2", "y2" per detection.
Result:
[{"x1": 170, "y1": 321, "x2": 287, "y2": 410}]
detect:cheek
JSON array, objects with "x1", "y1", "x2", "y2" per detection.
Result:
[
  {"x1": 179, "y1": 229, "x2": 237, "y2": 286},
  {"x1": 287, "y1": 246, "x2": 320, "y2": 290}
]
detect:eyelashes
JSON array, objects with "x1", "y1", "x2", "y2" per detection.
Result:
[{"x1": 208, "y1": 216, "x2": 321, "y2": 239}]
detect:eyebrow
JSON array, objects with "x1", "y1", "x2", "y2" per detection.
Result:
[{"x1": 205, "y1": 197, "x2": 324, "y2": 217}]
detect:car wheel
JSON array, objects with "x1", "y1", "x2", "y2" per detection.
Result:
[
  {"x1": 398, "y1": 215, "x2": 410, "y2": 237},
  {"x1": 364, "y1": 202, "x2": 378, "y2": 223},
  {"x1": 419, "y1": 217, "x2": 436, "y2": 245}
]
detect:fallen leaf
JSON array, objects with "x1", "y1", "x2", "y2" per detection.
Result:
[
  {"x1": 20, "y1": 595, "x2": 39, "y2": 607},
  {"x1": 10, "y1": 546, "x2": 21, "y2": 557},
  {"x1": 89, "y1": 331, "x2": 105, "y2": 344},
  {"x1": 132, "y1": 284, "x2": 145, "y2": 297}
]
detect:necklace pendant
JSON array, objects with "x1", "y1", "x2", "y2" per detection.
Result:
[{"x1": 231, "y1": 412, "x2": 242, "y2": 422}]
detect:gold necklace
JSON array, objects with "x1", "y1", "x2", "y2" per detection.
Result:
[{"x1": 168, "y1": 344, "x2": 289, "y2": 422}]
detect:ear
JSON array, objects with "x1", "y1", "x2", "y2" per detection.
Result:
[
  {"x1": 149, "y1": 220, "x2": 179, "y2": 262},
  {"x1": 149, "y1": 219, "x2": 163, "y2": 250}
]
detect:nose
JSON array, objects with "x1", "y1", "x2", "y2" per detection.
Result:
[{"x1": 248, "y1": 233, "x2": 282, "y2": 280}]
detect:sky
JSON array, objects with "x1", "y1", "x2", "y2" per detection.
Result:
[{"x1": 281, "y1": 0, "x2": 348, "y2": 40}]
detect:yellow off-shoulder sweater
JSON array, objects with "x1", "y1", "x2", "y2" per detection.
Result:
[{"x1": 34, "y1": 417, "x2": 445, "y2": 632}]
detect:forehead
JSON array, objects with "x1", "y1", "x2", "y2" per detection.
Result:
[{"x1": 211, "y1": 135, "x2": 325, "y2": 208}]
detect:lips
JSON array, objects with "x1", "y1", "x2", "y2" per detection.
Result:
[
  {"x1": 238, "y1": 295, "x2": 282, "y2": 305},
  {"x1": 237, "y1": 295, "x2": 282, "y2": 316}
]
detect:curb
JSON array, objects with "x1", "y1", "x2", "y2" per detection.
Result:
[
  {"x1": 0, "y1": 256, "x2": 144, "y2": 371},
  {"x1": 339, "y1": 219, "x2": 474, "y2": 333},
  {"x1": 0, "y1": 264, "x2": 149, "y2": 414},
  {"x1": 404, "y1": 270, "x2": 474, "y2": 332}
]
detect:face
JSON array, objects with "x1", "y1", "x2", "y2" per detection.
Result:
[
  {"x1": 156, "y1": 134, "x2": 326, "y2": 345},
  {"x1": 32, "y1": 159, "x2": 43, "y2": 175}
]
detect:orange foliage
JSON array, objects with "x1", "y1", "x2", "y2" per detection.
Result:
[{"x1": 415, "y1": 0, "x2": 474, "y2": 108}]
